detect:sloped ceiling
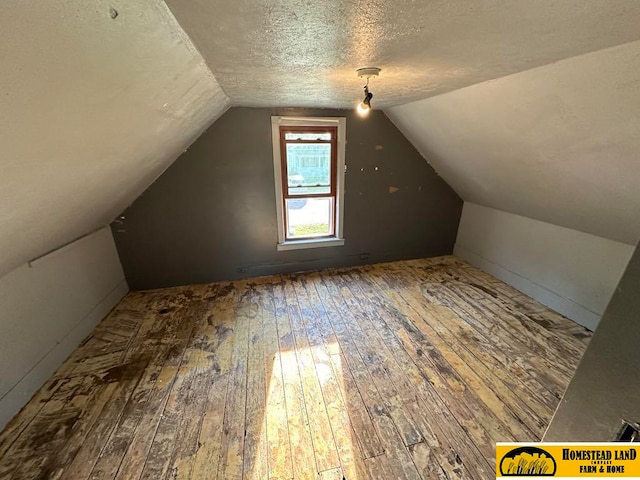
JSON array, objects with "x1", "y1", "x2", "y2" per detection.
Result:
[
  {"x1": 165, "y1": 0, "x2": 640, "y2": 108},
  {"x1": 0, "y1": 1, "x2": 230, "y2": 277},
  {"x1": 386, "y1": 40, "x2": 640, "y2": 246},
  {"x1": 4, "y1": 0, "x2": 640, "y2": 280}
]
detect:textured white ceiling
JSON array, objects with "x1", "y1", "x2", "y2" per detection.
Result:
[
  {"x1": 165, "y1": 0, "x2": 640, "y2": 108},
  {"x1": 0, "y1": 1, "x2": 230, "y2": 277},
  {"x1": 4, "y1": 0, "x2": 640, "y2": 280},
  {"x1": 387, "y1": 40, "x2": 640, "y2": 245}
]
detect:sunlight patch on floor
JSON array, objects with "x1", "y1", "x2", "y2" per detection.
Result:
[{"x1": 250, "y1": 345, "x2": 362, "y2": 480}]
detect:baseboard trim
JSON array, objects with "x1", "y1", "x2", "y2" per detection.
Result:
[{"x1": 454, "y1": 244, "x2": 600, "y2": 331}]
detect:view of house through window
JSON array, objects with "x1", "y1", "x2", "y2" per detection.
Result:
[{"x1": 280, "y1": 127, "x2": 338, "y2": 240}]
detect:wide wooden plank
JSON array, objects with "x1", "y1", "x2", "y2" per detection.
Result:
[
  {"x1": 272, "y1": 279, "x2": 318, "y2": 480},
  {"x1": 216, "y1": 283, "x2": 252, "y2": 480},
  {"x1": 190, "y1": 284, "x2": 238, "y2": 480},
  {"x1": 243, "y1": 288, "x2": 269, "y2": 480},
  {"x1": 258, "y1": 282, "x2": 294, "y2": 480}
]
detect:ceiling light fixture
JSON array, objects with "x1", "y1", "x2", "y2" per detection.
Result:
[{"x1": 356, "y1": 67, "x2": 381, "y2": 117}]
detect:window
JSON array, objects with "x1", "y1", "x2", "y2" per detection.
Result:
[{"x1": 271, "y1": 116, "x2": 346, "y2": 251}]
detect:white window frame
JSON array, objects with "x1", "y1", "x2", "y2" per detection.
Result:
[{"x1": 271, "y1": 116, "x2": 346, "y2": 251}]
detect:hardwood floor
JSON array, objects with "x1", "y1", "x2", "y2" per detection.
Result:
[{"x1": 0, "y1": 256, "x2": 591, "y2": 479}]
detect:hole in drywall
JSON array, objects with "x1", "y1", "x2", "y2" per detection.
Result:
[{"x1": 109, "y1": 7, "x2": 118, "y2": 19}]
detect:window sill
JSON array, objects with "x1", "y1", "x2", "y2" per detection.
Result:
[{"x1": 277, "y1": 237, "x2": 345, "y2": 251}]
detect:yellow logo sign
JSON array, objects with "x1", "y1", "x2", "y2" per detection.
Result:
[
  {"x1": 497, "y1": 443, "x2": 640, "y2": 478},
  {"x1": 499, "y1": 446, "x2": 557, "y2": 476}
]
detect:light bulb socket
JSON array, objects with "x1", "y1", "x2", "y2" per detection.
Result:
[{"x1": 363, "y1": 85, "x2": 373, "y2": 106}]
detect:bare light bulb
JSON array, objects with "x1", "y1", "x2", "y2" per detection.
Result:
[{"x1": 357, "y1": 101, "x2": 371, "y2": 116}]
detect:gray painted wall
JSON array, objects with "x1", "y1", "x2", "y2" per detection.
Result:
[
  {"x1": 545, "y1": 241, "x2": 640, "y2": 441},
  {"x1": 112, "y1": 107, "x2": 462, "y2": 290}
]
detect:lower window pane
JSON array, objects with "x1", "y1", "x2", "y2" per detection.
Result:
[{"x1": 286, "y1": 197, "x2": 333, "y2": 239}]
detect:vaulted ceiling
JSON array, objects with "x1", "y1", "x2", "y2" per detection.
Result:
[
  {"x1": 2, "y1": 0, "x2": 639, "y2": 278},
  {"x1": 0, "y1": 0, "x2": 230, "y2": 277},
  {"x1": 386, "y1": 40, "x2": 640, "y2": 245}
]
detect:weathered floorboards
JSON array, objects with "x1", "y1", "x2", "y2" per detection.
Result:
[{"x1": 0, "y1": 256, "x2": 591, "y2": 480}]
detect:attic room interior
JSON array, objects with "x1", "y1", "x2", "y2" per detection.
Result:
[{"x1": 2, "y1": 1, "x2": 640, "y2": 479}]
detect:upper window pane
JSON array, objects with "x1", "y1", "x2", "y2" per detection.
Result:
[
  {"x1": 284, "y1": 132, "x2": 332, "y2": 141},
  {"x1": 286, "y1": 143, "x2": 331, "y2": 195}
]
